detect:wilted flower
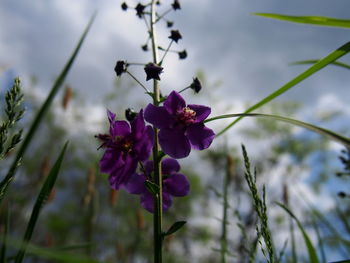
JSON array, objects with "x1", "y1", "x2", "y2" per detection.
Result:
[
  {"x1": 168, "y1": 30, "x2": 182, "y2": 43},
  {"x1": 178, "y1": 50, "x2": 187, "y2": 59},
  {"x1": 121, "y1": 2, "x2": 128, "y2": 10},
  {"x1": 96, "y1": 110, "x2": 153, "y2": 190},
  {"x1": 141, "y1": 44, "x2": 148, "y2": 51},
  {"x1": 114, "y1": 60, "x2": 126, "y2": 76},
  {"x1": 126, "y1": 158, "x2": 190, "y2": 212},
  {"x1": 189, "y1": 77, "x2": 202, "y2": 93},
  {"x1": 172, "y1": 0, "x2": 181, "y2": 10},
  {"x1": 135, "y1": 3, "x2": 146, "y2": 18},
  {"x1": 144, "y1": 91, "x2": 215, "y2": 158},
  {"x1": 167, "y1": 21, "x2": 174, "y2": 28},
  {"x1": 144, "y1": 63, "x2": 163, "y2": 81}
]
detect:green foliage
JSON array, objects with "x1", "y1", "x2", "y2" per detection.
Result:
[
  {"x1": 0, "y1": 13, "x2": 96, "y2": 205},
  {"x1": 217, "y1": 41, "x2": 350, "y2": 137},
  {"x1": 0, "y1": 77, "x2": 24, "y2": 160},
  {"x1": 253, "y1": 14, "x2": 350, "y2": 29},
  {"x1": 14, "y1": 142, "x2": 68, "y2": 263},
  {"x1": 241, "y1": 145, "x2": 275, "y2": 263},
  {"x1": 277, "y1": 202, "x2": 320, "y2": 263}
]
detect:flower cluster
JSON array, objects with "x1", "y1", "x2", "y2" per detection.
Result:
[{"x1": 96, "y1": 0, "x2": 215, "y2": 213}]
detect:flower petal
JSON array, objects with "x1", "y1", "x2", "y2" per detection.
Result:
[
  {"x1": 131, "y1": 109, "x2": 146, "y2": 140},
  {"x1": 144, "y1": 103, "x2": 174, "y2": 128},
  {"x1": 108, "y1": 155, "x2": 138, "y2": 190},
  {"x1": 187, "y1": 104, "x2": 211, "y2": 123},
  {"x1": 144, "y1": 160, "x2": 154, "y2": 175},
  {"x1": 162, "y1": 192, "x2": 172, "y2": 212},
  {"x1": 99, "y1": 149, "x2": 123, "y2": 174},
  {"x1": 159, "y1": 128, "x2": 191, "y2": 159},
  {"x1": 133, "y1": 126, "x2": 154, "y2": 161},
  {"x1": 107, "y1": 109, "x2": 116, "y2": 123},
  {"x1": 125, "y1": 173, "x2": 147, "y2": 194},
  {"x1": 110, "y1": 120, "x2": 131, "y2": 138},
  {"x1": 140, "y1": 191, "x2": 155, "y2": 213},
  {"x1": 164, "y1": 173, "x2": 190, "y2": 197},
  {"x1": 140, "y1": 187, "x2": 173, "y2": 213},
  {"x1": 186, "y1": 123, "x2": 215, "y2": 150},
  {"x1": 161, "y1": 158, "x2": 180, "y2": 174},
  {"x1": 163, "y1": 91, "x2": 186, "y2": 115}
]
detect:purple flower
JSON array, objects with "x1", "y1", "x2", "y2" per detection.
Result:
[
  {"x1": 96, "y1": 110, "x2": 153, "y2": 190},
  {"x1": 126, "y1": 158, "x2": 190, "y2": 213},
  {"x1": 144, "y1": 91, "x2": 215, "y2": 159}
]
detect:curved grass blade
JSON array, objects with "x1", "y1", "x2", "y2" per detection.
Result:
[
  {"x1": 0, "y1": 204, "x2": 9, "y2": 263},
  {"x1": 3, "y1": 237, "x2": 101, "y2": 263},
  {"x1": 276, "y1": 202, "x2": 320, "y2": 263},
  {"x1": 206, "y1": 113, "x2": 350, "y2": 148},
  {"x1": 216, "y1": 41, "x2": 350, "y2": 137},
  {"x1": 14, "y1": 142, "x2": 68, "y2": 263},
  {"x1": 0, "y1": 13, "x2": 96, "y2": 205},
  {"x1": 291, "y1": 60, "x2": 350, "y2": 70},
  {"x1": 253, "y1": 13, "x2": 350, "y2": 29}
]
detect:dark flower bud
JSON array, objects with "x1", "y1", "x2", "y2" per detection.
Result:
[
  {"x1": 121, "y1": 2, "x2": 128, "y2": 10},
  {"x1": 156, "y1": 1, "x2": 161, "y2": 5},
  {"x1": 168, "y1": 30, "x2": 182, "y2": 43},
  {"x1": 178, "y1": 50, "x2": 187, "y2": 59},
  {"x1": 172, "y1": 0, "x2": 181, "y2": 10},
  {"x1": 125, "y1": 108, "x2": 137, "y2": 121},
  {"x1": 141, "y1": 44, "x2": 148, "y2": 51},
  {"x1": 114, "y1": 60, "x2": 126, "y2": 76},
  {"x1": 189, "y1": 77, "x2": 202, "y2": 93},
  {"x1": 144, "y1": 63, "x2": 163, "y2": 81},
  {"x1": 338, "y1": 191, "x2": 347, "y2": 198},
  {"x1": 135, "y1": 3, "x2": 146, "y2": 18},
  {"x1": 167, "y1": 21, "x2": 174, "y2": 28}
]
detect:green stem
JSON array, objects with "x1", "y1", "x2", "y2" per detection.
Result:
[{"x1": 150, "y1": 1, "x2": 163, "y2": 262}]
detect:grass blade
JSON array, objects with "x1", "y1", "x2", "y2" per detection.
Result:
[
  {"x1": 206, "y1": 113, "x2": 350, "y2": 148},
  {"x1": 14, "y1": 142, "x2": 68, "y2": 263},
  {"x1": 253, "y1": 13, "x2": 350, "y2": 29},
  {"x1": 290, "y1": 59, "x2": 350, "y2": 70},
  {"x1": 0, "y1": 13, "x2": 96, "y2": 205},
  {"x1": 0, "y1": 204, "x2": 9, "y2": 262},
  {"x1": 216, "y1": 41, "x2": 350, "y2": 137},
  {"x1": 276, "y1": 202, "x2": 320, "y2": 263}
]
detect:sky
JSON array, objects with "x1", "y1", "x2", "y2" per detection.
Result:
[{"x1": 1, "y1": 1, "x2": 350, "y2": 260}]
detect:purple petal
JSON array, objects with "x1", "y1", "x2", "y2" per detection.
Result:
[
  {"x1": 163, "y1": 91, "x2": 186, "y2": 115},
  {"x1": 140, "y1": 191, "x2": 155, "y2": 213},
  {"x1": 144, "y1": 104, "x2": 174, "y2": 128},
  {"x1": 140, "y1": 190, "x2": 173, "y2": 213},
  {"x1": 186, "y1": 123, "x2": 215, "y2": 150},
  {"x1": 144, "y1": 160, "x2": 154, "y2": 175},
  {"x1": 133, "y1": 126, "x2": 154, "y2": 161},
  {"x1": 162, "y1": 192, "x2": 173, "y2": 212},
  {"x1": 161, "y1": 158, "x2": 180, "y2": 174},
  {"x1": 131, "y1": 109, "x2": 146, "y2": 140},
  {"x1": 108, "y1": 155, "x2": 138, "y2": 190},
  {"x1": 110, "y1": 120, "x2": 131, "y2": 138},
  {"x1": 99, "y1": 149, "x2": 123, "y2": 174},
  {"x1": 187, "y1": 104, "x2": 211, "y2": 123},
  {"x1": 107, "y1": 109, "x2": 116, "y2": 123},
  {"x1": 159, "y1": 128, "x2": 191, "y2": 159},
  {"x1": 125, "y1": 173, "x2": 147, "y2": 194},
  {"x1": 164, "y1": 173, "x2": 190, "y2": 197}
]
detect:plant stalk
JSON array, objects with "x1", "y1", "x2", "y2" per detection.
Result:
[{"x1": 150, "y1": 1, "x2": 163, "y2": 262}]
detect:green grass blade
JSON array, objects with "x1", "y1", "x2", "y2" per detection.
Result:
[
  {"x1": 14, "y1": 142, "x2": 68, "y2": 263},
  {"x1": 2, "y1": 237, "x2": 101, "y2": 263},
  {"x1": 216, "y1": 41, "x2": 350, "y2": 137},
  {"x1": 253, "y1": 13, "x2": 350, "y2": 29},
  {"x1": 206, "y1": 113, "x2": 350, "y2": 148},
  {"x1": 0, "y1": 13, "x2": 96, "y2": 205},
  {"x1": 290, "y1": 60, "x2": 350, "y2": 70},
  {"x1": 0, "y1": 204, "x2": 9, "y2": 262},
  {"x1": 276, "y1": 202, "x2": 320, "y2": 263}
]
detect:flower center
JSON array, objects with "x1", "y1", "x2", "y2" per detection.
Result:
[
  {"x1": 176, "y1": 107, "x2": 196, "y2": 125},
  {"x1": 115, "y1": 136, "x2": 133, "y2": 154},
  {"x1": 121, "y1": 140, "x2": 133, "y2": 153}
]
